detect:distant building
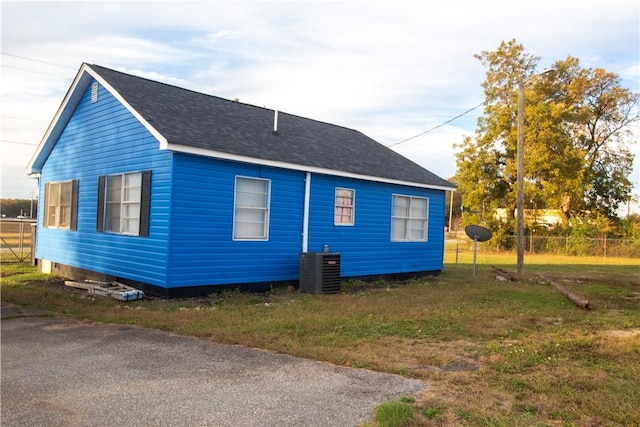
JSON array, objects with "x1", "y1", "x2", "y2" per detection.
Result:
[{"x1": 495, "y1": 208, "x2": 563, "y2": 228}]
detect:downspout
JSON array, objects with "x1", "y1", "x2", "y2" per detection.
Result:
[{"x1": 302, "y1": 172, "x2": 311, "y2": 253}]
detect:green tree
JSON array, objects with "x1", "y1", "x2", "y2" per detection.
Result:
[
  {"x1": 0, "y1": 199, "x2": 37, "y2": 218},
  {"x1": 455, "y1": 39, "x2": 639, "y2": 235},
  {"x1": 559, "y1": 63, "x2": 637, "y2": 219},
  {"x1": 455, "y1": 40, "x2": 539, "y2": 233}
]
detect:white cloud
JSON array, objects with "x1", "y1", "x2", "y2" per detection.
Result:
[{"x1": 1, "y1": 0, "x2": 638, "y2": 199}]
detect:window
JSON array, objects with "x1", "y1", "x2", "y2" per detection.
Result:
[
  {"x1": 97, "y1": 171, "x2": 151, "y2": 236},
  {"x1": 391, "y1": 195, "x2": 428, "y2": 241},
  {"x1": 44, "y1": 180, "x2": 78, "y2": 230},
  {"x1": 233, "y1": 177, "x2": 270, "y2": 240},
  {"x1": 334, "y1": 188, "x2": 355, "y2": 225}
]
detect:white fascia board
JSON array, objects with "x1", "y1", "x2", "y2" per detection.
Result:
[
  {"x1": 27, "y1": 63, "x2": 167, "y2": 175},
  {"x1": 166, "y1": 143, "x2": 456, "y2": 191},
  {"x1": 86, "y1": 66, "x2": 167, "y2": 149}
]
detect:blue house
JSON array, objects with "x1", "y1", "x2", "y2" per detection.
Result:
[{"x1": 28, "y1": 64, "x2": 455, "y2": 297}]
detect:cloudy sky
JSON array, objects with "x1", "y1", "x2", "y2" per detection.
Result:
[{"x1": 2, "y1": 1, "x2": 639, "y2": 211}]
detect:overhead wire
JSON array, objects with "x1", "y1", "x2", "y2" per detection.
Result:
[
  {"x1": 387, "y1": 99, "x2": 487, "y2": 148},
  {"x1": 2, "y1": 115, "x2": 47, "y2": 122},
  {"x1": 3, "y1": 52, "x2": 492, "y2": 153},
  {"x1": 1, "y1": 63, "x2": 70, "y2": 78},
  {"x1": 1, "y1": 139, "x2": 38, "y2": 146},
  {"x1": 1, "y1": 52, "x2": 75, "y2": 79},
  {"x1": 1, "y1": 52, "x2": 76, "y2": 69},
  {"x1": 1, "y1": 53, "x2": 71, "y2": 124}
]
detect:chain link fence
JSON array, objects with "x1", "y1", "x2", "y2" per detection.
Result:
[
  {"x1": 446, "y1": 232, "x2": 640, "y2": 258},
  {"x1": 1, "y1": 219, "x2": 36, "y2": 263},
  {"x1": 2, "y1": 221, "x2": 638, "y2": 264}
]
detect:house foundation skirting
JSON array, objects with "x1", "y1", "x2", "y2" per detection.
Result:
[
  {"x1": 36, "y1": 259, "x2": 441, "y2": 298},
  {"x1": 39, "y1": 259, "x2": 116, "y2": 283}
]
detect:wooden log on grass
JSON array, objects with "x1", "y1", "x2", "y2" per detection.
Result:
[
  {"x1": 492, "y1": 267, "x2": 518, "y2": 281},
  {"x1": 540, "y1": 275, "x2": 591, "y2": 310}
]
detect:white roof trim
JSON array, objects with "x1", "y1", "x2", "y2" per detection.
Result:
[
  {"x1": 88, "y1": 66, "x2": 167, "y2": 148},
  {"x1": 166, "y1": 143, "x2": 456, "y2": 191},
  {"x1": 27, "y1": 64, "x2": 166, "y2": 175}
]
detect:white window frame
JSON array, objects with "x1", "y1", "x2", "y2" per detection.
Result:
[
  {"x1": 104, "y1": 171, "x2": 142, "y2": 235},
  {"x1": 233, "y1": 176, "x2": 271, "y2": 241},
  {"x1": 44, "y1": 180, "x2": 73, "y2": 229},
  {"x1": 391, "y1": 194, "x2": 429, "y2": 242},
  {"x1": 334, "y1": 187, "x2": 355, "y2": 226}
]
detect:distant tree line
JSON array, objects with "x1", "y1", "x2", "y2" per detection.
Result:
[{"x1": 1, "y1": 199, "x2": 38, "y2": 218}]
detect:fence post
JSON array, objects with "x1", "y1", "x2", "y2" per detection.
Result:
[
  {"x1": 603, "y1": 235, "x2": 607, "y2": 258},
  {"x1": 18, "y1": 220, "x2": 25, "y2": 260},
  {"x1": 31, "y1": 223, "x2": 37, "y2": 266}
]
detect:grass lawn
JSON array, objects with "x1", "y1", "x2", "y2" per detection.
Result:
[{"x1": 2, "y1": 252, "x2": 639, "y2": 426}]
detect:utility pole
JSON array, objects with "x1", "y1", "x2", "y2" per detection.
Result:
[
  {"x1": 516, "y1": 77, "x2": 525, "y2": 278},
  {"x1": 516, "y1": 69, "x2": 555, "y2": 278}
]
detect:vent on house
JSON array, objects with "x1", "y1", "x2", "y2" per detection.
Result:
[
  {"x1": 91, "y1": 82, "x2": 99, "y2": 103},
  {"x1": 273, "y1": 110, "x2": 279, "y2": 134},
  {"x1": 299, "y1": 252, "x2": 341, "y2": 294}
]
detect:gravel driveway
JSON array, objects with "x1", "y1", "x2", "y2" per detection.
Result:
[{"x1": 1, "y1": 303, "x2": 424, "y2": 426}]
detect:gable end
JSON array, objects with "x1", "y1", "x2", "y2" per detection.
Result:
[{"x1": 27, "y1": 63, "x2": 167, "y2": 176}]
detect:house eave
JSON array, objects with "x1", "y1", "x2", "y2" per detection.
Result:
[
  {"x1": 165, "y1": 142, "x2": 456, "y2": 191},
  {"x1": 27, "y1": 63, "x2": 454, "y2": 193}
]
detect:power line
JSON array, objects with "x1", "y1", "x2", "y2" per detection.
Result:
[
  {"x1": 1, "y1": 64, "x2": 70, "y2": 78},
  {"x1": 1, "y1": 51, "x2": 75, "y2": 79},
  {"x1": 1, "y1": 139, "x2": 38, "y2": 146},
  {"x1": 2, "y1": 115, "x2": 47, "y2": 122},
  {"x1": 1, "y1": 52, "x2": 76, "y2": 70},
  {"x1": 387, "y1": 100, "x2": 486, "y2": 148}
]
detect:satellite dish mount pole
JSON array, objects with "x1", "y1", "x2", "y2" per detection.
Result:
[
  {"x1": 464, "y1": 225, "x2": 492, "y2": 279},
  {"x1": 472, "y1": 237, "x2": 478, "y2": 278}
]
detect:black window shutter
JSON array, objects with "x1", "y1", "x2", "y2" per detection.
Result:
[
  {"x1": 43, "y1": 182, "x2": 50, "y2": 228},
  {"x1": 97, "y1": 176, "x2": 105, "y2": 232},
  {"x1": 70, "y1": 179, "x2": 79, "y2": 231},
  {"x1": 139, "y1": 170, "x2": 151, "y2": 237}
]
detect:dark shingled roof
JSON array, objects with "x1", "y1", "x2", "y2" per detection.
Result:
[{"x1": 91, "y1": 64, "x2": 453, "y2": 189}]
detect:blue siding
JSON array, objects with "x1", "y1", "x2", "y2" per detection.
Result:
[
  {"x1": 36, "y1": 80, "x2": 172, "y2": 286},
  {"x1": 168, "y1": 154, "x2": 305, "y2": 287},
  {"x1": 36, "y1": 80, "x2": 446, "y2": 292},
  {"x1": 307, "y1": 174, "x2": 445, "y2": 277},
  {"x1": 168, "y1": 161, "x2": 444, "y2": 288}
]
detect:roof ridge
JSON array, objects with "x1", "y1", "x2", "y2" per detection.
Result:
[
  {"x1": 88, "y1": 64, "x2": 363, "y2": 135},
  {"x1": 78, "y1": 63, "x2": 453, "y2": 190}
]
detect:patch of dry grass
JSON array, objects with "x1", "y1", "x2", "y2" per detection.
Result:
[{"x1": 2, "y1": 253, "x2": 639, "y2": 426}]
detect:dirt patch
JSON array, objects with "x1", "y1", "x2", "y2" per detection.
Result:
[
  {"x1": 416, "y1": 371, "x2": 514, "y2": 424},
  {"x1": 622, "y1": 293, "x2": 640, "y2": 301},
  {"x1": 24, "y1": 276, "x2": 67, "y2": 287},
  {"x1": 0, "y1": 302, "x2": 49, "y2": 319},
  {"x1": 350, "y1": 338, "x2": 481, "y2": 377},
  {"x1": 604, "y1": 329, "x2": 640, "y2": 338}
]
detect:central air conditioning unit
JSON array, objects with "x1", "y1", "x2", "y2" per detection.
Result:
[{"x1": 299, "y1": 252, "x2": 341, "y2": 294}]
